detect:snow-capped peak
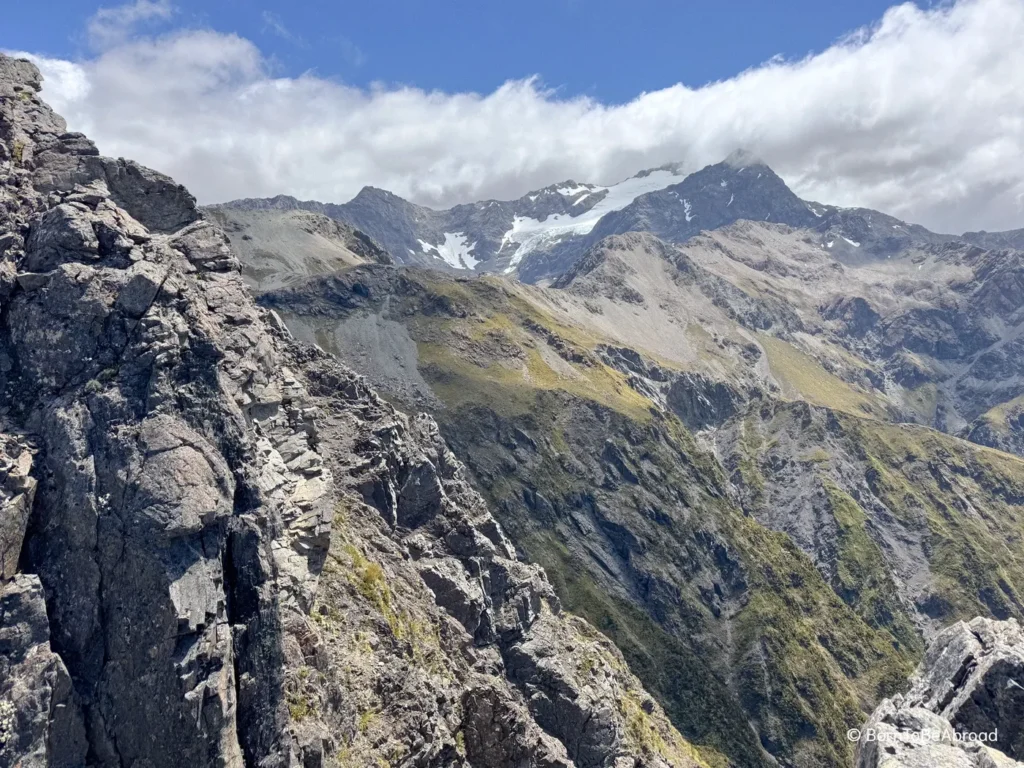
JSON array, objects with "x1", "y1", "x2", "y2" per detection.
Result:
[
  {"x1": 501, "y1": 166, "x2": 688, "y2": 273},
  {"x1": 419, "y1": 232, "x2": 480, "y2": 270}
]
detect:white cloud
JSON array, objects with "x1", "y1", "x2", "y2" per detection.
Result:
[
  {"x1": 87, "y1": 0, "x2": 174, "y2": 50},
  {"x1": 20, "y1": 0, "x2": 1024, "y2": 233}
]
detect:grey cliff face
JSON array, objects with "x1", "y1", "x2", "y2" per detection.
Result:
[
  {"x1": 2, "y1": 51, "x2": 329, "y2": 768},
  {"x1": 857, "y1": 618, "x2": 1024, "y2": 768},
  {"x1": 0, "y1": 54, "x2": 702, "y2": 768}
]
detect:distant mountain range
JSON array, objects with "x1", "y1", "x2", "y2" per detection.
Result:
[
  {"x1": 212, "y1": 162, "x2": 690, "y2": 279},
  {"x1": 212, "y1": 149, "x2": 1014, "y2": 284}
]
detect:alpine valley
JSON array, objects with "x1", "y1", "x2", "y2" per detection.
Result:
[
  {"x1": 5, "y1": 49, "x2": 1024, "y2": 768},
  {"x1": 214, "y1": 126, "x2": 1024, "y2": 766}
]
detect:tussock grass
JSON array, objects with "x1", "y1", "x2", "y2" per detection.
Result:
[{"x1": 759, "y1": 335, "x2": 883, "y2": 417}]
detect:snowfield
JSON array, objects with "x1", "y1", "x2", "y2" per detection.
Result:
[
  {"x1": 419, "y1": 232, "x2": 480, "y2": 270},
  {"x1": 502, "y1": 168, "x2": 687, "y2": 272}
]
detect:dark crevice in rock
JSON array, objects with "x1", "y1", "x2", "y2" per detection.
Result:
[{"x1": 224, "y1": 515, "x2": 285, "y2": 768}]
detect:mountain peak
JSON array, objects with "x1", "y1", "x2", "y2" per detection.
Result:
[
  {"x1": 632, "y1": 161, "x2": 686, "y2": 179},
  {"x1": 722, "y1": 148, "x2": 766, "y2": 168},
  {"x1": 581, "y1": 151, "x2": 815, "y2": 257},
  {"x1": 350, "y1": 185, "x2": 401, "y2": 203}
]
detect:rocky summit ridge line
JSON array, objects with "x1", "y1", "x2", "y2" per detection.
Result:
[
  {"x1": 0, "y1": 54, "x2": 707, "y2": 768},
  {"x1": 213, "y1": 148, "x2": 1021, "y2": 286}
]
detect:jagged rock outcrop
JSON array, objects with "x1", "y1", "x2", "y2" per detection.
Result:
[
  {"x1": 0, "y1": 54, "x2": 703, "y2": 768},
  {"x1": 0, "y1": 438, "x2": 35, "y2": 582},
  {"x1": 857, "y1": 618, "x2": 1024, "y2": 767},
  {"x1": 1, "y1": 574, "x2": 87, "y2": 766},
  {"x1": 597, "y1": 345, "x2": 748, "y2": 431},
  {"x1": 2, "y1": 51, "x2": 330, "y2": 768}
]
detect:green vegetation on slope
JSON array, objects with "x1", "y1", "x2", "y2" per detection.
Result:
[
  {"x1": 274, "y1": 270, "x2": 1024, "y2": 768},
  {"x1": 394, "y1": 275, "x2": 1024, "y2": 767},
  {"x1": 729, "y1": 401, "x2": 1024, "y2": 638},
  {"x1": 982, "y1": 393, "x2": 1024, "y2": 431},
  {"x1": 852, "y1": 420, "x2": 1024, "y2": 622},
  {"x1": 758, "y1": 334, "x2": 885, "y2": 418},
  {"x1": 822, "y1": 481, "x2": 922, "y2": 656},
  {"x1": 528, "y1": 529, "x2": 749, "y2": 768},
  {"x1": 421, "y1": 382, "x2": 911, "y2": 766}
]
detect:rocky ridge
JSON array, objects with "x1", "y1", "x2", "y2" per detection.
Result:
[
  {"x1": 206, "y1": 206, "x2": 392, "y2": 292},
  {"x1": 857, "y1": 618, "x2": 1024, "y2": 767},
  {"x1": 962, "y1": 228, "x2": 1024, "y2": 252},
  {"x1": 0, "y1": 54, "x2": 703, "y2": 768}
]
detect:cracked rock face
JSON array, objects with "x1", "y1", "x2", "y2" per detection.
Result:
[
  {"x1": 0, "y1": 574, "x2": 88, "y2": 767},
  {"x1": 857, "y1": 618, "x2": 1024, "y2": 767},
  {"x1": 0, "y1": 54, "x2": 702, "y2": 768},
  {"x1": 2, "y1": 50, "x2": 331, "y2": 768}
]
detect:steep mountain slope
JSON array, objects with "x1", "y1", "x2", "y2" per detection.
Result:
[
  {"x1": 0, "y1": 54, "x2": 707, "y2": 768},
  {"x1": 256, "y1": 217, "x2": 1024, "y2": 766},
  {"x1": 962, "y1": 227, "x2": 1024, "y2": 252},
  {"x1": 550, "y1": 223, "x2": 1024, "y2": 455}
]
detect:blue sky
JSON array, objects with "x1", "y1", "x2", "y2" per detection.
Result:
[{"x1": 6, "y1": 0, "x2": 913, "y2": 102}]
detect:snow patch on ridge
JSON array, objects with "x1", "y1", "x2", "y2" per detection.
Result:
[
  {"x1": 557, "y1": 184, "x2": 591, "y2": 197},
  {"x1": 502, "y1": 168, "x2": 686, "y2": 273},
  {"x1": 419, "y1": 232, "x2": 480, "y2": 270}
]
